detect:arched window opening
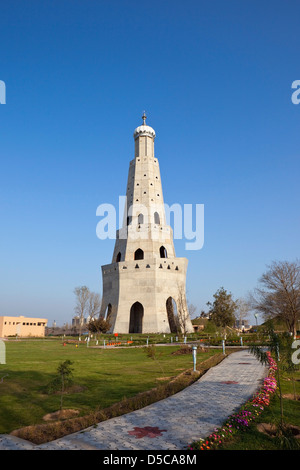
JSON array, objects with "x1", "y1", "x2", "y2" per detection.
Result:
[
  {"x1": 134, "y1": 248, "x2": 144, "y2": 260},
  {"x1": 154, "y1": 212, "x2": 160, "y2": 224},
  {"x1": 116, "y1": 252, "x2": 121, "y2": 263},
  {"x1": 129, "y1": 302, "x2": 144, "y2": 333},
  {"x1": 138, "y1": 213, "x2": 144, "y2": 224},
  {"x1": 160, "y1": 246, "x2": 167, "y2": 258}
]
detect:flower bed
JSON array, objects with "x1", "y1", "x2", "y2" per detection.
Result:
[{"x1": 188, "y1": 352, "x2": 277, "y2": 450}]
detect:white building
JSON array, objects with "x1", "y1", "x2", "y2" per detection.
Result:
[{"x1": 100, "y1": 114, "x2": 194, "y2": 334}]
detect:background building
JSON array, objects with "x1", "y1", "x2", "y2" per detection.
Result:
[
  {"x1": 72, "y1": 315, "x2": 90, "y2": 328},
  {"x1": 0, "y1": 316, "x2": 47, "y2": 338}
]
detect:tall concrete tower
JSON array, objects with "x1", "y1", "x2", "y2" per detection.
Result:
[{"x1": 100, "y1": 114, "x2": 194, "y2": 334}]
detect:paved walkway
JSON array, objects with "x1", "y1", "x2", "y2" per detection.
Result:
[{"x1": 0, "y1": 350, "x2": 268, "y2": 450}]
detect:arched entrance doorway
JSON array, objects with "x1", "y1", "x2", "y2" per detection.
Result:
[
  {"x1": 104, "y1": 303, "x2": 112, "y2": 321},
  {"x1": 129, "y1": 302, "x2": 144, "y2": 333},
  {"x1": 166, "y1": 297, "x2": 180, "y2": 334}
]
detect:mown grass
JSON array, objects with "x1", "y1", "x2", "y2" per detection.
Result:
[{"x1": 0, "y1": 339, "x2": 220, "y2": 436}]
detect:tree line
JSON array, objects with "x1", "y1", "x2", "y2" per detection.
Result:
[{"x1": 202, "y1": 260, "x2": 300, "y2": 337}]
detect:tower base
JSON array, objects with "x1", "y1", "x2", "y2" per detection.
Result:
[{"x1": 100, "y1": 257, "x2": 194, "y2": 335}]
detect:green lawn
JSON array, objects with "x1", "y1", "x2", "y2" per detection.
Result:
[{"x1": 0, "y1": 339, "x2": 218, "y2": 434}]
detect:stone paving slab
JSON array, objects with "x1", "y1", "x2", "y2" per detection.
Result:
[{"x1": 0, "y1": 350, "x2": 268, "y2": 451}]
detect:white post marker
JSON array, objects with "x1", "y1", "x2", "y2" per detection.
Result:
[
  {"x1": 0, "y1": 340, "x2": 6, "y2": 364},
  {"x1": 192, "y1": 346, "x2": 197, "y2": 372}
]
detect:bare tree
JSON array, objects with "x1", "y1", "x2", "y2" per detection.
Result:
[
  {"x1": 86, "y1": 292, "x2": 101, "y2": 340},
  {"x1": 87, "y1": 292, "x2": 102, "y2": 321},
  {"x1": 177, "y1": 283, "x2": 193, "y2": 335},
  {"x1": 251, "y1": 260, "x2": 300, "y2": 337},
  {"x1": 187, "y1": 301, "x2": 197, "y2": 319},
  {"x1": 73, "y1": 286, "x2": 90, "y2": 336},
  {"x1": 235, "y1": 298, "x2": 250, "y2": 330}
]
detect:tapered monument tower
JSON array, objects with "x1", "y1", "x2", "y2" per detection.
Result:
[{"x1": 100, "y1": 114, "x2": 194, "y2": 334}]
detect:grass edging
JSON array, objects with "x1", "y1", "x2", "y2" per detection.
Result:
[{"x1": 10, "y1": 351, "x2": 227, "y2": 445}]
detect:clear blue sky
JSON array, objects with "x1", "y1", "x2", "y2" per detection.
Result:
[{"x1": 1, "y1": 1, "x2": 299, "y2": 326}]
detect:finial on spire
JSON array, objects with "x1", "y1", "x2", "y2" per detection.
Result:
[{"x1": 142, "y1": 111, "x2": 147, "y2": 126}]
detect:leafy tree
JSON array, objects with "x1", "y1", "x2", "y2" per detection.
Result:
[
  {"x1": 144, "y1": 344, "x2": 165, "y2": 377},
  {"x1": 207, "y1": 287, "x2": 237, "y2": 330},
  {"x1": 87, "y1": 317, "x2": 111, "y2": 335},
  {"x1": 47, "y1": 360, "x2": 74, "y2": 411}
]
